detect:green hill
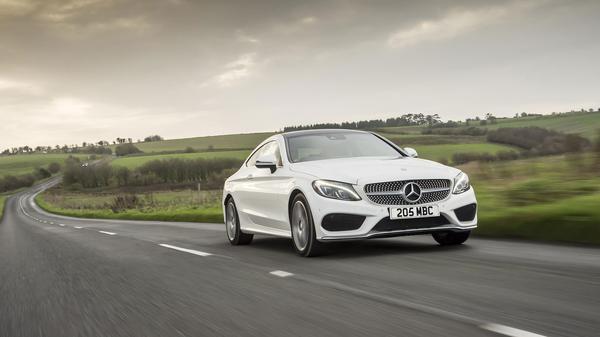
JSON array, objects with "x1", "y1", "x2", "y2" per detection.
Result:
[{"x1": 0, "y1": 154, "x2": 86, "y2": 177}]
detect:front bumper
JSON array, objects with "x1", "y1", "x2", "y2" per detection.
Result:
[{"x1": 306, "y1": 187, "x2": 478, "y2": 241}]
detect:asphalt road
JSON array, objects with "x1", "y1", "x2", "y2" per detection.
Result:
[{"x1": 1, "y1": 181, "x2": 599, "y2": 337}]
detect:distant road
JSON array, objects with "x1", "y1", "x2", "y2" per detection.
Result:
[{"x1": 1, "y1": 181, "x2": 599, "y2": 337}]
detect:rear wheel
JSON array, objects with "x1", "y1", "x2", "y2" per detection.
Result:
[
  {"x1": 290, "y1": 194, "x2": 325, "y2": 257},
  {"x1": 225, "y1": 199, "x2": 253, "y2": 245},
  {"x1": 432, "y1": 230, "x2": 470, "y2": 245}
]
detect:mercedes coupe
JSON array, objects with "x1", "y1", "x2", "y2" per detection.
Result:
[{"x1": 223, "y1": 129, "x2": 477, "y2": 256}]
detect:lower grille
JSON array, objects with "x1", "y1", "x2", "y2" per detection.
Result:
[
  {"x1": 454, "y1": 203, "x2": 477, "y2": 221},
  {"x1": 321, "y1": 214, "x2": 365, "y2": 231},
  {"x1": 372, "y1": 216, "x2": 450, "y2": 232},
  {"x1": 364, "y1": 179, "x2": 451, "y2": 205}
]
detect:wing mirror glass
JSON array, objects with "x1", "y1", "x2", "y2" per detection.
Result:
[
  {"x1": 255, "y1": 153, "x2": 278, "y2": 173},
  {"x1": 403, "y1": 147, "x2": 418, "y2": 158}
]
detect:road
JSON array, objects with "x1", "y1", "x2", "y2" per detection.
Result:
[{"x1": 1, "y1": 181, "x2": 599, "y2": 337}]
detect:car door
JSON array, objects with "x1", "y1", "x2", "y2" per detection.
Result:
[{"x1": 236, "y1": 140, "x2": 292, "y2": 233}]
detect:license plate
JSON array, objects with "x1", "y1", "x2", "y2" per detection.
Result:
[{"x1": 389, "y1": 205, "x2": 440, "y2": 220}]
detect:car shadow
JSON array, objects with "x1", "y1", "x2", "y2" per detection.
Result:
[{"x1": 248, "y1": 236, "x2": 472, "y2": 259}]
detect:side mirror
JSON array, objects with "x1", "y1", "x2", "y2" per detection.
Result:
[
  {"x1": 255, "y1": 153, "x2": 278, "y2": 173},
  {"x1": 404, "y1": 147, "x2": 418, "y2": 158}
]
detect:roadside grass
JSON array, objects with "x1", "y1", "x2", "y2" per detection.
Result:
[
  {"x1": 0, "y1": 153, "x2": 86, "y2": 177},
  {"x1": 35, "y1": 189, "x2": 224, "y2": 224},
  {"x1": 112, "y1": 150, "x2": 250, "y2": 169},
  {"x1": 462, "y1": 153, "x2": 600, "y2": 244},
  {"x1": 0, "y1": 195, "x2": 8, "y2": 221},
  {"x1": 114, "y1": 132, "x2": 274, "y2": 153}
]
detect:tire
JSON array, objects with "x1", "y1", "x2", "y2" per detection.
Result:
[
  {"x1": 290, "y1": 193, "x2": 325, "y2": 257},
  {"x1": 225, "y1": 198, "x2": 253, "y2": 245},
  {"x1": 432, "y1": 230, "x2": 471, "y2": 246}
]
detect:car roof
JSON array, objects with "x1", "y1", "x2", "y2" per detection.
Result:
[{"x1": 281, "y1": 129, "x2": 370, "y2": 138}]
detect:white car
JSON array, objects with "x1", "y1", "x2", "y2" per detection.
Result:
[{"x1": 223, "y1": 129, "x2": 477, "y2": 256}]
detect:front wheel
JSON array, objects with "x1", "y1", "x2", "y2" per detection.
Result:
[
  {"x1": 290, "y1": 194, "x2": 325, "y2": 257},
  {"x1": 432, "y1": 230, "x2": 471, "y2": 245},
  {"x1": 225, "y1": 199, "x2": 253, "y2": 245}
]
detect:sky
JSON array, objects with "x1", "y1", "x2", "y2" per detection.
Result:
[{"x1": 1, "y1": 0, "x2": 599, "y2": 148}]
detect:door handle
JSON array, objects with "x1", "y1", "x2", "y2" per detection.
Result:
[{"x1": 247, "y1": 174, "x2": 253, "y2": 179}]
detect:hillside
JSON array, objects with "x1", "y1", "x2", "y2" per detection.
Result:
[{"x1": 0, "y1": 153, "x2": 86, "y2": 177}]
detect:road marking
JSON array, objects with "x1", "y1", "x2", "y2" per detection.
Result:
[
  {"x1": 99, "y1": 231, "x2": 116, "y2": 236},
  {"x1": 50, "y1": 222, "x2": 54, "y2": 225},
  {"x1": 159, "y1": 244, "x2": 212, "y2": 257},
  {"x1": 58, "y1": 224, "x2": 65, "y2": 227},
  {"x1": 480, "y1": 324, "x2": 546, "y2": 337},
  {"x1": 74, "y1": 226, "x2": 83, "y2": 229},
  {"x1": 270, "y1": 270, "x2": 294, "y2": 278}
]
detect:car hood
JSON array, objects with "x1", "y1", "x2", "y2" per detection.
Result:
[{"x1": 289, "y1": 157, "x2": 460, "y2": 185}]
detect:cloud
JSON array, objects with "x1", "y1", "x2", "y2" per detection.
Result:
[
  {"x1": 387, "y1": 1, "x2": 544, "y2": 48},
  {"x1": 236, "y1": 30, "x2": 260, "y2": 44},
  {"x1": 0, "y1": 0, "x2": 36, "y2": 17},
  {"x1": 300, "y1": 16, "x2": 317, "y2": 25},
  {"x1": 0, "y1": 78, "x2": 43, "y2": 95},
  {"x1": 208, "y1": 53, "x2": 257, "y2": 88}
]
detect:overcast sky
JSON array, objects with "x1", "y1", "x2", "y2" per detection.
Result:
[{"x1": 1, "y1": 0, "x2": 599, "y2": 148}]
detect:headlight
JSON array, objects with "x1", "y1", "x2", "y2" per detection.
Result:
[
  {"x1": 312, "y1": 180, "x2": 361, "y2": 201},
  {"x1": 453, "y1": 172, "x2": 470, "y2": 194}
]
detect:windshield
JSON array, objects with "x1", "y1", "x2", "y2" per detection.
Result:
[{"x1": 285, "y1": 132, "x2": 403, "y2": 163}]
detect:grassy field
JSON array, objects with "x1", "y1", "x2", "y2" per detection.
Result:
[
  {"x1": 112, "y1": 150, "x2": 250, "y2": 169},
  {"x1": 110, "y1": 143, "x2": 515, "y2": 168},
  {"x1": 481, "y1": 112, "x2": 600, "y2": 138},
  {"x1": 407, "y1": 143, "x2": 516, "y2": 162},
  {"x1": 36, "y1": 153, "x2": 600, "y2": 244},
  {"x1": 118, "y1": 132, "x2": 274, "y2": 153},
  {"x1": 0, "y1": 195, "x2": 8, "y2": 220},
  {"x1": 0, "y1": 153, "x2": 86, "y2": 177},
  {"x1": 377, "y1": 111, "x2": 600, "y2": 138}
]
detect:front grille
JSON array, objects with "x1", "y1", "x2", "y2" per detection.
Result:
[
  {"x1": 364, "y1": 179, "x2": 451, "y2": 205},
  {"x1": 372, "y1": 216, "x2": 450, "y2": 232}
]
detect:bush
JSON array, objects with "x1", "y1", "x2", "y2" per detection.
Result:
[
  {"x1": 0, "y1": 174, "x2": 36, "y2": 193},
  {"x1": 35, "y1": 167, "x2": 51, "y2": 179},
  {"x1": 109, "y1": 195, "x2": 140, "y2": 212},
  {"x1": 48, "y1": 162, "x2": 61, "y2": 174},
  {"x1": 115, "y1": 143, "x2": 142, "y2": 156}
]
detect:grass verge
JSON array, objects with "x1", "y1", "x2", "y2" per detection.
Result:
[
  {"x1": 35, "y1": 192, "x2": 223, "y2": 224},
  {"x1": 0, "y1": 195, "x2": 8, "y2": 221},
  {"x1": 477, "y1": 193, "x2": 600, "y2": 245}
]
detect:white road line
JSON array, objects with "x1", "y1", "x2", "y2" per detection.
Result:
[
  {"x1": 98, "y1": 231, "x2": 116, "y2": 236},
  {"x1": 270, "y1": 270, "x2": 294, "y2": 278},
  {"x1": 58, "y1": 224, "x2": 65, "y2": 227},
  {"x1": 159, "y1": 244, "x2": 212, "y2": 257},
  {"x1": 480, "y1": 323, "x2": 546, "y2": 337},
  {"x1": 74, "y1": 226, "x2": 83, "y2": 229}
]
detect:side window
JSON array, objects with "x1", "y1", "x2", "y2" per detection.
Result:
[{"x1": 246, "y1": 144, "x2": 266, "y2": 167}]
